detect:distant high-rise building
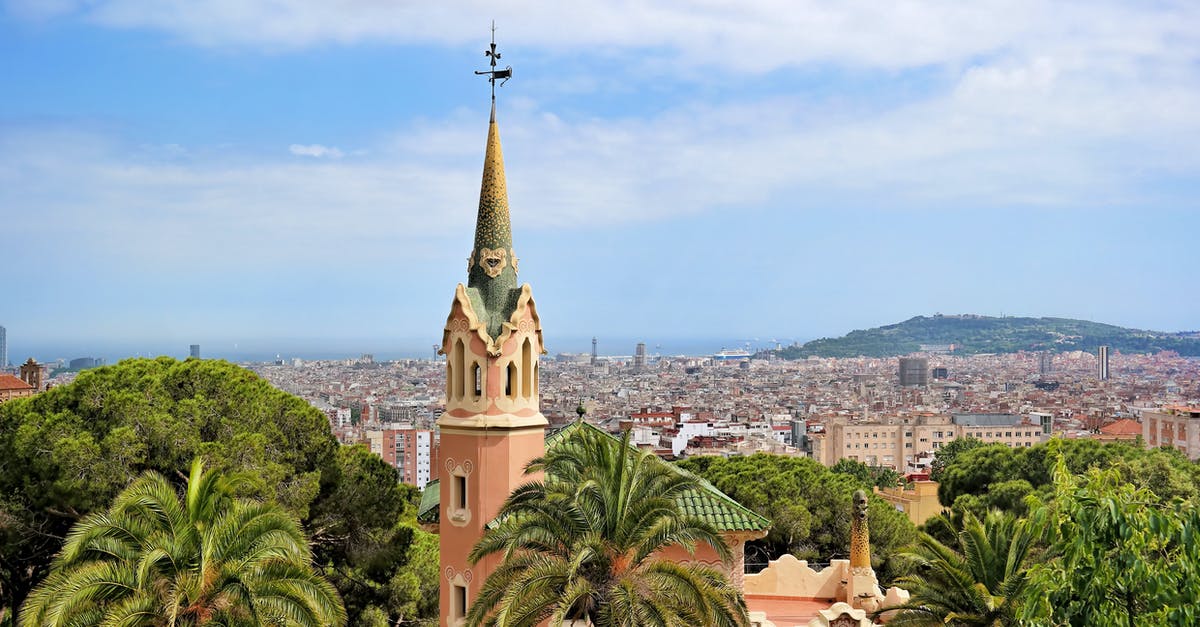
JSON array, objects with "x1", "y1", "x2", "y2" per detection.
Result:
[
  {"x1": 1038, "y1": 352, "x2": 1053, "y2": 376},
  {"x1": 931, "y1": 366, "x2": 948, "y2": 380},
  {"x1": 189, "y1": 344, "x2": 201, "y2": 359},
  {"x1": 634, "y1": 342, "x2": 646, "y2": 369},
  {"x1": 0, "y1": 325, "x2": 6, "y2": 368},
  {"x1": 898, "y1": 357, "x2": 929, "y2": 387},
  {"x1": 1097, "y1": 346, "x2": 1110, "y2": 380},
  {"x1": 591, "y1": 336, "x2": 598, "y2": 366}
]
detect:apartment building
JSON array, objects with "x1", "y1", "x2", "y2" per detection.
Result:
[
  {"x1": 1142, "y1": 406, "x2": 1200, "y2": 460},
  {"x1": 366, "y1": 426, "x2": 439, "y2": 489},
  {"x1": 810, "y1": 412, "x2": 1051, "y2": 470}
]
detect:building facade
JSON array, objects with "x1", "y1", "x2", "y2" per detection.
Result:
[
  {"x1": 1142, "y1": 406, "x2": 1200, "y2": 460},
  {"x1": 367, "y1": 426, "x2": 439, "y2": 489},
  {"x1": 810, "y1": 412, "x2": 1050, "y2": 470},
  {"x1": 898, "y1": 357, "x2": 929, "y2": 387},
  {"x1": 1097, "y1": 345, "x2": 1110, "y2": 380}
]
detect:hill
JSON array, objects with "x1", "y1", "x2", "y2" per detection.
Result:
[{"x1": 775, "y1": 314, "x2": 1200, "y2": 358}]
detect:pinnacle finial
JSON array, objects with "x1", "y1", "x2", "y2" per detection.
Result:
[{"x1": 475, "y1": 21, "x2": 512, "y2": 103}]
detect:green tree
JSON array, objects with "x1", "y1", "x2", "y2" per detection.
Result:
[
  {"x1": 831, "y1": 458, "x2": 902, "y2": 489},
  {"x1": 929, "y1": 437, "x2": 985, "y2": 483},
  {"x1": 1021, "y1": 455, "x2": 1200, "y2": 626},
  {"x1": 467, "y1": 427, "x2": 748, "y2": 627},
  {"x1": 679, "y1": 454, "x2": 916, "y2": 582},
  {"x1": 0, "y1": 358, "x2": 432, "y2": 626},
  {"x1": 19, "y1": 458, "x2": 346, "y2": 626},
  {"x1": 889, "y1": 510, "x2": 1036, "y2": 626}
]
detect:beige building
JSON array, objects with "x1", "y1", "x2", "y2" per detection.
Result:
[
  {"x1": 811, "y1": 413, "x2": 1051, "y2": 470},
  {"x1": 1142, "y1": 406, "x2": 1200, "y2": 460},
  {"x1": 875, "y1": 478, "x2": 946, "y2": 526}
]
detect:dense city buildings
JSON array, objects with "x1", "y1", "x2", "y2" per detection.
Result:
[{"x1": 251, "y1": 342, "x2": 1199, "y2": 479}]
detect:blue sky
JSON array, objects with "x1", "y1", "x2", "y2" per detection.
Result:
[{"x1": 3, "y1": 1, "x2": 1199, "y2": 360}]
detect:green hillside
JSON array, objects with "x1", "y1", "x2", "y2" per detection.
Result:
[{"x1": 776, "y1": 314, "x2": 1200, "y2": 358}]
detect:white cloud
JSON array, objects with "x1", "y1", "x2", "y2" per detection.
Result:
[
  {"x1": 289, "y1": 143, "x2": 344, "y2": 158},
  {"x1": 9, "y1": 1, "x2": 1197, "y2": 77}
]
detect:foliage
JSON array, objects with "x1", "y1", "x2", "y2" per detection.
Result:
[
  {"x1": 935, "y1": 437, "x2": 1200, "y2": 511},
  {"x1": 467, "y1": 427, "x2": 748, "y2": 627},
  {"x1": 0, "y1": 358, "x2": 435, "y2": 626},
  {"x1": 888, "y1": 510, "x2": 1036, "y2": 626},
  {"x1": 678, "y1": 454, "x2": 916, "y2": 583},
  {"x1": 775, "y1": 314, "x2": 1200, "y2": 358},
  {"x1": 831, "y1": 458, "x2": 903, "y2": 489},
  {"x1": 19, "y1": 458, "x2": 346, "y2": 626},
  {"x1": 1020, "y1": 455, "x2": 1200, "y2": 626},
  {"x1": 929, "y1": 437, "x2": 986, "y2": 483}
]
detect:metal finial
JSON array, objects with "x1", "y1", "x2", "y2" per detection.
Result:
[{"x1": 475, "y1": 21, "x2": 513, "y2": 102}]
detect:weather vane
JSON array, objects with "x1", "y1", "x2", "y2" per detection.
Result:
[{"x1": 475, "y1": 21, "x2": 512, "y2": 102}]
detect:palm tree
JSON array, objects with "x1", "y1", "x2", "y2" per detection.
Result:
[
  {"x1": 466, "y1": 425, "x2": 749, "y2": 627},
  {"x1": 19, "y1": 458, "x2": 346, "y2": 627},
  {"x1": 887, "y1": 509, "x2": 1035, "y2": 626}
]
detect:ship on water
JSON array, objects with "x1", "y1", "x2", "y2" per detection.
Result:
[{"x1": 712, "y1": 348, "x2": 752, "y2": 361}]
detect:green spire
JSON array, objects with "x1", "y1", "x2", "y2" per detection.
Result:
[{"x1": 466, "y1": 103, "x2": 520, "y2": 339}]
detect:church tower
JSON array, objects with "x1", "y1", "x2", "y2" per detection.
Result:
[{"x1": 437, "y1": 40, "x2": 546, "y2": 625}]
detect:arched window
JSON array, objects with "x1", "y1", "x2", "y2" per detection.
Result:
[
  {"x1": 507, "y1": 362, "x2": 517, "y2": 400},
  {"x1": 521, "y1": 339, "x2": 532, "y2": 398},
  {"x1": 453, "y1": 339, "x2": 466, "y2": 400},
  {"x1": 472, "y1": 362, "x2": 482, "y2": 398},
  {"x1": 533, "y1": 362, "x2": 539, "y2": 396}
]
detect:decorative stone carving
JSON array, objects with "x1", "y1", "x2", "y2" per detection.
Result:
[
  {"x1": 850, "y1": 489, "x2": 871, "y2": 571},
  {"x1": 478, "y1": 247, "x2": 507, "y2": 278},
  {"x1": 511, "y1": 249, "x2": 519, "y2": 274}
]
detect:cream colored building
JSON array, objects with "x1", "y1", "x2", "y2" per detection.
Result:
[
  {"x1": 874, "y1": 479, "x2": 945, "y2": 526},
  {"x1": 1142, "y1": 406, "x2": 1200, "y2": 460},
  {"x1": 811, "y1": 413, "x2": 1051, "y2": 470}
]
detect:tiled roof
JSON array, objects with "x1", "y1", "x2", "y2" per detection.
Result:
[
  {"x1": 1099, "y1": 418, "x2": 1143, "y2": 436},
  {"x1": 418, "y1": 421, "x2": 770, "y2": 532},
  {"x1": 0, "y1": 374, "x2": 33, "y2": 391},
  {"x1": 417, "y1": 479, "x2": 440, "y2": 524}
]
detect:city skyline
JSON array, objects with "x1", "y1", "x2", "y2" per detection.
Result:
[{"x1": 4, "y1": 2, "x2": 1199, "y2": 350}]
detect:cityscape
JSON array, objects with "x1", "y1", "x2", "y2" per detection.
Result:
[{"x1": 3, "y1": 3, "x2": 1200, "y2": 627}]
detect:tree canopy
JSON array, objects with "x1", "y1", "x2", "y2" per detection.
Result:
[
  {"x1": 0, "y1": 357, "x2": 435, "y2": 626},
  {"x1": 678, "y1": 453, "x2": 916, "y2": 582},
  {"x1": 19, "y1": 458, "x2": 346, "y2": 627}
]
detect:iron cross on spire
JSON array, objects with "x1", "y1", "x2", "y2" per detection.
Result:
[{"x1": 475, "y1": 21, "x2": 512, "y2": 102}]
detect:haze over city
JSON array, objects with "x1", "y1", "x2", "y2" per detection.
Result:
[{"x1": 4, "y1": 1, "x2": 1198, "y2": 361}]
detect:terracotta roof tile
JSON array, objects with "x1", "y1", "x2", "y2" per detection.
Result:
[{"x1": 0, "y1": 374, "x2": 33, "y2": 392}]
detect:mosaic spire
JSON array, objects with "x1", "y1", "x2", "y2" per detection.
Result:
[{"x1": 467, "y1": 102, "x2": 518, "y2": 318}]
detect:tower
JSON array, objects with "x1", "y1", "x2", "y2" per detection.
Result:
[
  {"x1": 591, "y1": 336, "x2": 598, "y2": 365},
  {"x1": 437, "y1": 36, "x2": 545, "y2": 626},
  {"x1": 0, "y1": 325, "x2": 6, "y2": 369},
  {"x1": 189, "y1": 344, "x2": 201, "y2": 359},
  {"x1": 1097, "y1": 345, "x2": 1110, "y2": 380},
  {"x1": 898, "y1": 357, "x2": 928, "y2": 387}
]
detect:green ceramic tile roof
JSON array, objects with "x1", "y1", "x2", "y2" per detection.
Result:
[
  {"x1": 421, "y1": 421, "x2": 771, "y2": 533},
  {"x1": 417, "y1": 479, "x2": 440, "y2": 524}
]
